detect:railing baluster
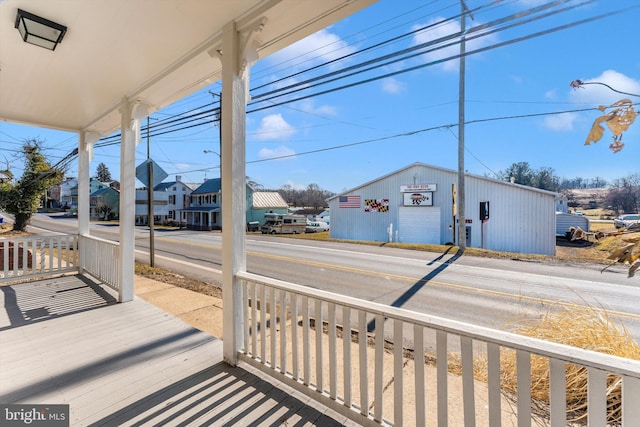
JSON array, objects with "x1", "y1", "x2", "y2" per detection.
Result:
[
  {"x1": 461, "y1": 336, "x2": 476, "y2": 427},
  {"x1": 25, "y1": 240, "x2": 32, "y2": 275},
  {"x1": 39, "y1": 240, "x2": 45, "y2": 272},
  {"x1": 2, "y1": 240, "x2": 7, "y2": 277},
  {"x1": 394, "y1": 318, "x2": 403, "y2": 426},
  {"x1": 56, "y1": 238, "x2": 62, "y2": 270},
  {"x1": 623, "y1": 376, "x2": 640, "y2": 425},
  {"x1": 549, "y1": 358, "x2": 566, "y2": 427},
  {"x1": 414, "y1": 324, "x2": 425, "y2": 426},
  {"x1": 279, "y1": 289, "x2": 287, "y2": 374},
  {"x1": 12, "y1": 238, "x2": 19, "y2": 273},
  {"x1": 343, "y1": 306, "x2": 352, "y2": 408},
  {"x1": 315, "y1": 298, "x2": 324, "y2": 393},
  {"x1": 251, "y1": 282, "x2": 257, "y2": 358},
  {"x1": 436, "y1": 330, "x2": 448, "y2": 427},
  {"x1": 270, "y1": 286, "x2": 277, "y2": 369},
  {"x1": 328, "y1": 302, "x2": 337, "y2": 400},
  {"x1": 260, "y1": 284, "x2": 267, "y2": 365},
  {"x1": 23, "y1": 240, "x2": 30, "y2": 273},
  {"x1": 72, "y1": 235, "x2": 78, "y2": 267},
  {"x1": 47, "y1": 237, "x2": 53, "y2": 272},
  {"x1": 359, "y1": 309, "x2": 368, "y2": 417},
  {"x1": 516, "y1": 350, "x2": 532, "y2": 427},
  {"x1": 302, "y1": 296, "x2": 310, "y2": 386},
  {"x1": 487, "y1": 342, "x2": 501, "y2": 427},
  {"x1": 588, "y1": 367, "x2": 607, "y2": 427},
  {"x1": 291, "y1": 293, "x2": 298, "y2": 381},
  {"x1": 242, "y1": 280, "x2": 249, "y2": 355},
  {"x1": 374, "y1": 314, "x2": 384, "y2": 422}
]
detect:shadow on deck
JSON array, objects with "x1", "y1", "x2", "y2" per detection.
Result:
[{"x1": 0, "y1": 276, "x2": 352, "y2": 426}]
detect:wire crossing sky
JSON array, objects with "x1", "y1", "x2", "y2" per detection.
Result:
[{"x1": 2, "y1": 0, "x2": 639, "y2": 192}]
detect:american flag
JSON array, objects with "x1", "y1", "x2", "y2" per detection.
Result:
[{"x1": 339, "y1": 195, "x2": 361, "y2": 208}]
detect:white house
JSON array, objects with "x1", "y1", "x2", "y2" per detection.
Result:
[
  {"x1": 154, "y1": 175, "x2": 198, "y2": 224},
  {"x1": 135, "y1": 189, "x2": 170, "y2": 225},
  {"x1": 328, "y1": 162, "x2": 563, "y2": 256}
]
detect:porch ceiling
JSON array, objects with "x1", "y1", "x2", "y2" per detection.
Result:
[{"x1": 0, "y1": 0, "x2": 375, "y2": 137}]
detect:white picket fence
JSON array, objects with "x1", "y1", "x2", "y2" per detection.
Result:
[
  {"x1": 0, "y1": 234, "x2": 78, "y2": 282},
  {"x1": 237, "y1": 271, "x2": 640, "y2": 427}
]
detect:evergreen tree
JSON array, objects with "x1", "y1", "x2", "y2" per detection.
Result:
[
  {"x1": 96, "y1": 162, "x2": 112, "y2": 182},
  {"x1": 0, "y1": 141, "x2": 63, "y2": 231}
]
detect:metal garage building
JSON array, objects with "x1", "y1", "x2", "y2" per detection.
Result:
[{"x1": 327, "y1": 162, "x2": 563, "y2": 255}]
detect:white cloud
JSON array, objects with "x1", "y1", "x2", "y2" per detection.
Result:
[
  {"x1": 283, "y1": 179, "x2": 306, "y2": 190},
  {"x1": 411, "y1": 18, "x2": 498, "y2": 72},
  {"x1": 568, "y1": 70, "x2": 640, "y2": 105},
  {"x1": 255, "y1": 114, "x2": 296, "y2": 140},
  {"x1": 175, "y1": 163, "x2": 191, "y2": 171},
  {"x1": 544, "y1": 112, "x2": 578, "y2": 131},
  {"x1": 382, "y1": 77, "x2": 406, "y2": 94},
  {"x1": 544, "y1": 89, "x2": 557, "y2": 100},
  {"x1": 268, "y1": 29, "x2": 355, "y2": 71},
  {"x1": 258, "y1": 145, "x2": 296, "y2": 160},
  {"x1": 297, "y1": 99, "x2": 337, "y2": 116}
]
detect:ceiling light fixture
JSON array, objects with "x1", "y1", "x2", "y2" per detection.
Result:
[{"x1": 15, "y1": 9, "x2": 67, "y2": 51}]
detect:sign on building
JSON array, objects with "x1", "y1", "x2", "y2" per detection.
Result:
[{"x1": 403, "y1": 192, "x2": 433, "y2": 206}]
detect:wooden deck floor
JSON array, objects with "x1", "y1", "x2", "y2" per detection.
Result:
[{"x1": 0, "y1": 275, "x2": 355, "y2": 426}]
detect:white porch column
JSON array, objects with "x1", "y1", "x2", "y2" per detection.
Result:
[
  {"x1": 221, "y1": 19, "x2": 257, "y2": 365},
  {"x1": 77, "y1": 131, "x2": 98, "y2": 273},
  {"x1": 118, "y1": 99, "x2": 147, "y2": 303}
]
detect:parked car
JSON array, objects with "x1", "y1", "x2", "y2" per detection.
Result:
[
  {"x1": 614, "y1": 214, "x2": 639, "y2": 229},
  {"x1": 305, "y1": 221, "x2": 330, "y2": 233}
]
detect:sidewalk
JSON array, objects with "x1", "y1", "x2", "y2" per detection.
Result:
[{"x1": 135, "y1": 275, "x2": 225, "y2": 338}]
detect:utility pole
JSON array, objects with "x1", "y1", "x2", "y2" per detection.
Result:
[
  {"x1": 147, "y1": 116, "x2": 155, "y2": 267},
  {"x1": 457, "y1": 0, "x2": 472, "y2": 250}
]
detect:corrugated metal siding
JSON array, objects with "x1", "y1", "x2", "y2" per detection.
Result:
[
  {"x1": 398, "y1": 206, "x2": 441, "y2": 243},
  {"x1": 556, "y1": 213, "x2": 589, "y2": 236},
  {"x1": 252, "y1": 192, "x2": 288, "y2": 209},
  {"x1": 330, "y1": 163, "x2": 559, "y2": 255},
  {"x1": 464, "y1": 177, "x2": 556, "y2": 255}
]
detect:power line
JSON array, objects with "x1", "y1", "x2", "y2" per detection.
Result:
[
  {"x1": 95, "y1": 0, "x2": 589, "y2": 144},
  {"x1": 250, "y1": 0, "x2": 580, "y2": 103},
  {"x1": 17, "y1": 1, "x2": 632, "y2": 173},
  {"x1": 247, "y1": 1, "x2": 621, "y2": 114}
]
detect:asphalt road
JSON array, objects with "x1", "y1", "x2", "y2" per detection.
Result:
[{"x1": 28, "y1": 213, "x2": 640, "y2": 341}]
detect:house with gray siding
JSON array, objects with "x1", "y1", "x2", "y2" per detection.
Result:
[{"x1": 327, "y1": 162, "x2": 562, "y2": 255}]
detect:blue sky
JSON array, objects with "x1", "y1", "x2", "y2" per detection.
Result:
[{"x1": 2, "y1": 0, "x2": 639, "y2": 193}]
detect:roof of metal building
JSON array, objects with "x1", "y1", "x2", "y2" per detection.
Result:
[
  {"x1": 328, "y1": 162, "x2": 563, "y2": 200},
  {"x1": 252, "y1": 192, "x2": 288, "y2": 209}
]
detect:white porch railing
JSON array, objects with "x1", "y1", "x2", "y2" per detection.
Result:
[
  {"x1": 0, "y1": 234, "x2": 78, "y2": 282},
  {"x1": 78, "y1": 234, "x2": 121, "y2": 293},
  {"x1": 237, "y1": 271, "x2": 640, "y2": 427}
]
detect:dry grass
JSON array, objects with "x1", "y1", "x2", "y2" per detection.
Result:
[
  {"x1": 134, "y1": 262, "x2": 223, "y2": 298},
  {"x1": 462, "y1": 304, "x2": 640, "y2": 425}
]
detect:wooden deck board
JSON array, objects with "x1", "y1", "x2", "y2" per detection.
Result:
[{"x1": 0, "y1": 276, "x2": 349, "y2": 426}]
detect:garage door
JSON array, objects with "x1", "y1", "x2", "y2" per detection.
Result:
[{"x1": 398, "y1": 206, "x2": 441, "y2": 244}]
